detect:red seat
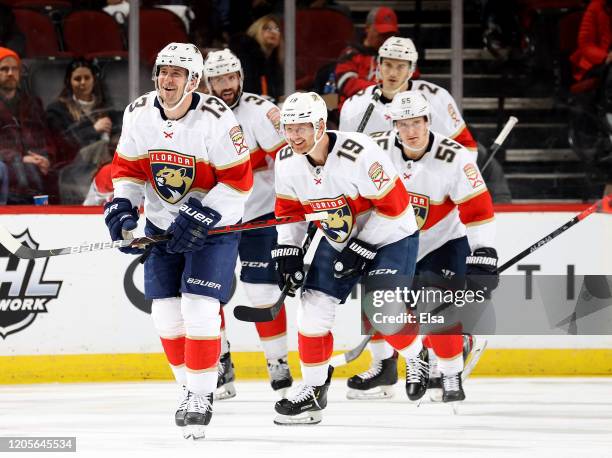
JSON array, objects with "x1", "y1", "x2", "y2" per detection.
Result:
[
  {"x1": 62, "y1": 10, "x2": 125, "y2": 57},
  {"x1": 295, "y1": 8, "x2": 354, "y2": 90},
  {"x1": 13, "y1": 8, "x2": 61, "y2": 57},
  {"x1": 139, "y1": 8, "x2": 188, "y2": 66}
]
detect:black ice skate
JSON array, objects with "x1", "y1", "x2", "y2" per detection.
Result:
[
  {"x1": 346, "y1": 351, "x2": 398, "y2": 400},
  {"x1": 274, "y1": 366, "x2": 333, "y2": 425},
  {"x1": 183, "y1": 392, "x2": 214, "y2": 440},
  {"x1": 267, "y1": 357, "x2": 293, "y2": 397},
  {"x1": 405, "y1": 347, "x2": 429, "y2": 401},
  {"x1": 175, "y1": 385, "x2": 191, "y2": 427},
  {"x1": 442, "y1": 372, "x2": 465, "y2": 403},
  {"x1": 215, "y1": 351, "x2": 236, "y2": 400}
]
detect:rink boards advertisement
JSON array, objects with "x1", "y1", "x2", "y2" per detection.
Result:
[{"x1": 0, "y1": 204, "x2": 611, "y2": 383}]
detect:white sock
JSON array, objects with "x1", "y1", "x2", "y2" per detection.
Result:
[
  {"x1": 370, "y1": 340, "x2": 395, "y2": 361},
  {"x1": 438, "y1": 354, "x2": 463, "y2": 376}
]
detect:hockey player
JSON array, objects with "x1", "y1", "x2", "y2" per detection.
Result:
[
  {"x1": 339, "y1": 36, "x2": 477, "y2": 155},
  {"x1": 271, "y1": 91, "x2": 421, "y2": 425},
  {"x1": 104, "y1": 43, "x2": 252, "y2": 440},
  {"x1": 202, "y1": 49, "x2": 292, "y2": 398},
  {"x1": 347, "y1": 91, "x2": 497, "y2": 403}
]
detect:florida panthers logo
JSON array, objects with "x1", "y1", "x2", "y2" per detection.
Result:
[
  {"x1": 408, "y1": 192, "x2": 429, "y2": 229},
  {"x1": 310, "y1": 196, "x2": 353, "y2": 243},
  {"x1": 150, "y1": 150, "x2": 195, "y2": 204}
]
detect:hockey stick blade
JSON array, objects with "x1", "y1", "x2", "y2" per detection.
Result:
[
  {"x1": 330, "y1": 334, "x2": 373, "y2": 367},
  {"x1": 233, "y1": 284, "x2": 289, "y2": 322},
  {"x1": 0, "y1": 212, "x2": 328, "y2": 260},
  {"x1": 232, "y1": 224, "x2": 319, "y2": 323}
]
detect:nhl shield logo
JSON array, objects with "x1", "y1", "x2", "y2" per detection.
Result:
[
  {"x1": 310, "y1": 196, "x2": 353, "y2": 243},
  {"x1": 408, "y1": 192, "x2": 430, "y2": 229},
  {"x1": 150, "y1": 150, "x2": 196, "y2": 204},
  {"x1": 0, "y1": 229, "x2": 62, "y2": 339}
]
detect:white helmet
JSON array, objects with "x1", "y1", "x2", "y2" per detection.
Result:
[
  {"x1": 153, "y1": 42, "x2": 203, "y2": 111},
  {"x1": 378, "y1": 36, "x2": 418, "y2": 73},
  {"x1": 281, "y1": 91, "x2": 327, "y2": 127},
  {"x1": 203, "y1": 49, "x2": 244, "y2": 107},
  {"x1": 388, "y1": 90, "x2": 431, "y2": 123},
  {"x1": 280, "y1": 92, "x2": 328, "y2": 155}
]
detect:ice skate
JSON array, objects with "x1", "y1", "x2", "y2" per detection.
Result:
[
  {"x1": 274, "y1": 367, "x2": 333, "y2": 425},
  {"x1": 442, "y1": 371, "x2": 465, "y2": 405},
  {"x1": 267, "y1": 357, "x2": 293, "y2": 397},
  {"x1": 183, "y1": 392, "x2": 214, "y2": 440},
  {"x1": 175, "y1": 385, "x2": 191, "y2": 427},
  {"x1": 405, "y1": 347, "x2": 429, "y2": 401},
  {"x1": 346, "y1": 351, "x2": 398, "y2": 399},
  {"x1": 215, "y1": 351, "x2": 236, "y2": 400}
]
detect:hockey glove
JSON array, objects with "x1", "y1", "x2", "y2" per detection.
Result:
[
  {"x1": 104, "y1": 197, "x2": 142, "y2": 254},
  {"x1": 166, "y1": 197, "x2": 222, "y2": 254},
  {"x1": 333, "y1": 238, "x2": 377, "y2": 279},
  {"x1": 465, "y1": 247, "x2": 499, "y2": 295},
  {"x1": 271, "y1": 244, "x2": 305, "y2": 297}
]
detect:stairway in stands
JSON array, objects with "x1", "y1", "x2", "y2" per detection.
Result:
[{"x1": 338, "y1": 0, "x2": 605, "y2": 202}]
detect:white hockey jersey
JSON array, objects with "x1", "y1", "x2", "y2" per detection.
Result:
[
  {"x1": 372, "y1": 129, "x2": 495, "y2": 260},
  {"x1": 339, "y1": 82, "x2": 477, "y2": 153},
  {"x1": 112, "y1": 91, "x2": 253, "y2": 230},
  {"x1": 232, "y1": 92, "x2": 285, "y2": 221},
  {"x1": 274, "y1": 130, "x2": 418, "y2": 251}
]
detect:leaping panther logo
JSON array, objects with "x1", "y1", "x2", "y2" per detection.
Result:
[
  {"x1": 150, "y1": 150, "x2": 196, "y2": 203},
  {"x1": 310, "y1": 196, "x2": 353, "y2": 243}
]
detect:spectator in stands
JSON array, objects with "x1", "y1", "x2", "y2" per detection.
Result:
[
  {"x1": 46, "y1": 59, "x2": 118, "y2": 167},
  {"x1": 0, "y1": 47, "x2": 56, "y2": 204},
  {"x1": 335, "y1": 6, "x2": 398, "y2": 106},
  {"x1": 231, "y1": 14, "x2": 284, "y2": 100},
  {"x1": 570, "y1": 0, "x2": 612, "y2": 84}
]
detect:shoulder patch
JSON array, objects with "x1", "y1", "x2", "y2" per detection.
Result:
[
  {"x1": 463, "y1": 163, "x2": 484, "y2": 188},
  {"x1": 368, "y1": 161, "x2": 390, "y2": 190},
  {"x1": 266, "y1": 107, "x2": 281, "y2": 135},
  {"x1": 229, "y1": 126, "x2": 249, "y2": 155}
]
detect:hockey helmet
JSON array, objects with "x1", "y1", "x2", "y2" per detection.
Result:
[
  {"x1": 388, "y1": 90, "x2": 431, "y2": 123},
  {"x1": 153, "y1": 42, "x2": 203, "y2": 110},
  {"x1": 378, "y1": 36, "x2": 418, "y2": 73},
  {"x1": 203, "y1": 49, "x2": 244, "y2": 103}
]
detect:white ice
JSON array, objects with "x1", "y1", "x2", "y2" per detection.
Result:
[{"x1": 1, "y1": 378, "x2": 611, "y2": 458}]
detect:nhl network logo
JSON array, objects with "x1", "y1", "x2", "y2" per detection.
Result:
[{"x1": 0, "y1": 229, "x2": 62, "y2": 339}]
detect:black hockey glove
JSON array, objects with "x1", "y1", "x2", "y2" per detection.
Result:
[
  {"x1": 104, "y1": 197, "x2": 142, "y2": 254},
  {"x1": 333, "y1": 238, "x2": 377, "y2": 279},
  {"x1": 271, "y1": 244, "x2": 305, "y2": 297},
  {"x1": 166, "y1": 197, "x2": 221, "y2": 254},
  {"x1": 465, "y1": 247, "x2": 499, "y2": 294}
]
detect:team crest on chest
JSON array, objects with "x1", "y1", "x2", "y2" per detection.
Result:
[
  {"x1": 408, "y1": 192, "x2": 430, "y2": 229},
  {"x1": 150, "y1": 150, "x2": 196, "y2": 204},
  {"x1": 309, "y1": 196, "x2": 353, "y2": 243}
]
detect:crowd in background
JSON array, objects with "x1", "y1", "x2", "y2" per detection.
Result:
[{"x1": 0, "y1": 0, "x2": 608, "y2": 205}]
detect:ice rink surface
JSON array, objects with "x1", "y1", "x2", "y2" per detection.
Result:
[{"x1": 2, "y1": 377, "x2": 611, "y2": 458}]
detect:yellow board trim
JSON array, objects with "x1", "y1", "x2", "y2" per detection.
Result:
[{"x1": 1, "y1": 349, "x2": 611, "y2": 384}]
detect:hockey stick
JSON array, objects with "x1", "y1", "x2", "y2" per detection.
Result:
[
  {"x1": 233, "y1": 223, "x2": 319, "y2": 322},
  {"x1": 356, "y1": 87, "x2": 382, "y2": 133},
  {"x1": 480, "y1": 116, "x2": 518, "y2": 173},
  {"x1": 0, "y1": 212, "x2": 328, "y2": 260}
]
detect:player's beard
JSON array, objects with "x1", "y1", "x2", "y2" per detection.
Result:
[{"x1": 217, "y1": 88, "x2": 239, "y2": 107}]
